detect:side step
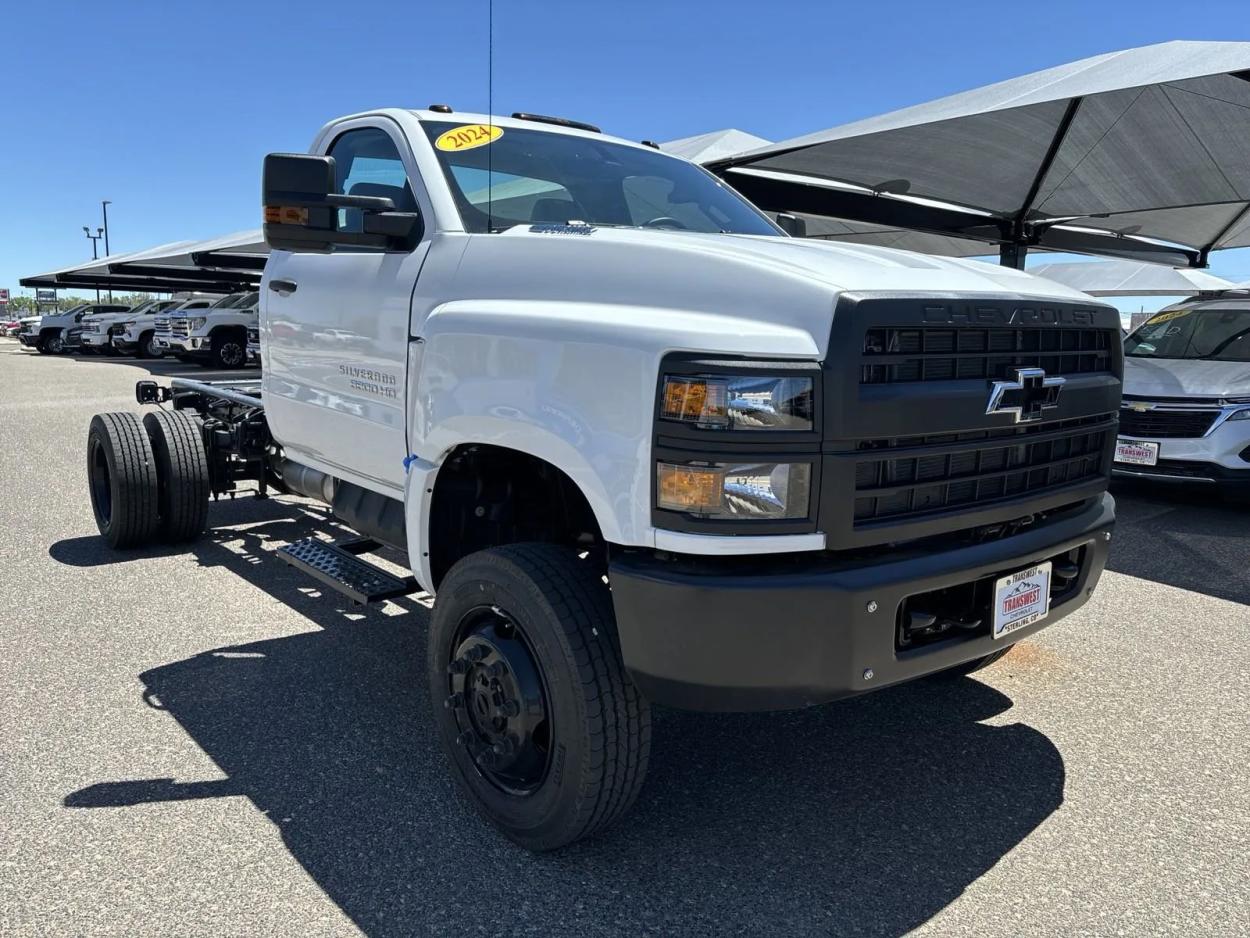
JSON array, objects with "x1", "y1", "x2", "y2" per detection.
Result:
[{"x1": 278, "y1": 537, "x2": 418, "y2": 604}]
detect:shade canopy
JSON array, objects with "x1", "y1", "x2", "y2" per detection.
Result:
[
  {"x1": 1029, "y1": 260, "x2": 1234, "y2": 296},
  {"x1": 21, "y1": 229, "x2": 265, "y2": 293},
  {"x1": 660, "y1": 128, "x2": 771, "y2": 164},
  {"x1": 710, "y1": 41, "x2": 1250, "y2": 267}
]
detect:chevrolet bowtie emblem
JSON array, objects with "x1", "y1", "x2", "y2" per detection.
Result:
[{"x1": 986, "y1": 367, "x2": 1065, "y2": 423}]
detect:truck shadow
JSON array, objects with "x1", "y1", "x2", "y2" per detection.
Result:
[
  {"x1": 56, "y1": 499, "x2": 1065, "y2": 937},
  {"x1": 1107, "y1": 483, "x2": 1250, "y2": 606}
]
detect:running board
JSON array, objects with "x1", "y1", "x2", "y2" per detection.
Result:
[{"x1": 278, "y1": 537, "x2": 418, "y2": 604}]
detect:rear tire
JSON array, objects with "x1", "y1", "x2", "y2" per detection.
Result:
[
  {"x1": 142, "y1": 410, "x2": 211, "y2": 542},
  {"x1": 87, "y1": 412, "x2": 160, "y2": 549},
  {"x1": 429, "y1": 543, "x2": 651, "y2": 851}
]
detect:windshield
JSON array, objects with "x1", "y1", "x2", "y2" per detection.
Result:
[
  {"x1": 422, "y1": 121, "x2": 780, "y2": 236},
  {"x1": 209, "y1": 293, "x2": 246, "y2": 309},
  {"x1": 1125, "y1": 307, "x2": 1250, "y2": 362}
]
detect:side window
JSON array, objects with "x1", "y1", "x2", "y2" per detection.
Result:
[{"x1": 327, "y1": 127, "x2": 418, "y2": 233}]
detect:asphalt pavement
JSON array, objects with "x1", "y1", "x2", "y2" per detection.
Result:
[{"x1": 1, "y1": 339, "x2": 1247, "y2": 937}]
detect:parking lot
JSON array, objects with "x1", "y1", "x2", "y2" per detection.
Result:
[{"x1": 1, "y1": 338, "x2": 1246, "y2": 937}]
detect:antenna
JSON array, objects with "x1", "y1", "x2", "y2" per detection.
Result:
[{"x1": 487, "y1": 0, "x2": 494, "y2": 231}]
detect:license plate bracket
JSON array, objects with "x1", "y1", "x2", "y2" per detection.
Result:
[
  {"x1": 992, "y1": 561, "x2": 1052, "y2": 640},
  {"x1": 1115, "y1": 437, "x2": 1159, "y2": 466}
]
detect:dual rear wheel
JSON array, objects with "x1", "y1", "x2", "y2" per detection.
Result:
[{"x1": 86, "y1": 410, "x2": 210, "y2": 548}]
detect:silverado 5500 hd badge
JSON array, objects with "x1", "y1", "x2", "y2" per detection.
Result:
[{"x1": 339, "y1": 363, "x2": 398, "y2": 400}]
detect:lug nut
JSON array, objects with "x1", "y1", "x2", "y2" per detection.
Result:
[
  {"x1": 499, "y1": 700, "x2": 521, "y2": 718},
  {"x1": 444, "y1": 692, "x2": 464, "y2": 710},
  {"x1": 466, "y1": 645, "x2": 488, "y2": 662},
  {"x1": 447, "y1": 658, "x2": 469, "y2": 675},
  {"x1": 486, "y1": 661, "x2": 507, "y2": 678}
]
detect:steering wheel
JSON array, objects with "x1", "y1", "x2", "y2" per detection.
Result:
[{"x1": 640, "y1": 216, "x2": 689, "y2": 230}]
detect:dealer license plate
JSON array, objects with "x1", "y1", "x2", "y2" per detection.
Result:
[
  {"x1": 1115, "y1": 438, "x2": 1159, "y2": 466},
  {"x1": 992, "y1": 561, "x2": 1052, "y2": 640}
]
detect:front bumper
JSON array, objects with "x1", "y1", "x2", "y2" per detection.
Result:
[
  {"x1": 81, "y1": 333, "x2": 111, "y2": 348},
  {"x1": 1113, "y1": 422, "x2": 1250, "y2": 482},
  {"x1": 610, "y1": 493, "x2": 1114, "y2": 712},
  {"x1": 18, "y1": 333, "x2": 37, "y2": 347}
]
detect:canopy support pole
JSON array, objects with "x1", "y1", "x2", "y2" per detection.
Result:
[
  {"x1": 1200, "y1": 201, "x2": 1250, "y2": 267},
  {"x1": 999, "y1": 243, "x2": 1028, "y2": 269}
]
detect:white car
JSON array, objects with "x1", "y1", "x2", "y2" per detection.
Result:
[
  {"x1": 86, "y1": 107, "x2": 1121, "y2": 850},
  {"x1": 1114, "y1": 298, "x2": 1250, "y2": 489}
]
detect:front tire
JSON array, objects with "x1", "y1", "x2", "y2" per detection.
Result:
[
  {"x1": 43, "y1": 331, "x2": 65, "y2": 354},
  {"x1": 87, "y1": 412, "x2": 160, "y2": 549},
  {"x1": 429, "y1": 543, "x2": 651, "y2": 851},
  {"x1": 137, "y1": 331, "x2": 163, "y2": 359}
]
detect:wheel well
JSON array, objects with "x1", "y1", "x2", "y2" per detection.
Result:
[{"x1": 427, "y1": 444, "x2": 603, "y2": 589}]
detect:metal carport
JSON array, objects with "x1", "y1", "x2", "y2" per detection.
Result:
[
  {"x1": 706, "y1": 40, "x2": 1250, "y2": 268},
  {"x1": 21, "y1": 229, "x2": 265, "y2": 294}
]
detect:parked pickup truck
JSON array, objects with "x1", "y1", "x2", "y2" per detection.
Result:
[
  {"x1": 1113, "y1": 298, "x2": 1250, "y2": 488},
  {"x1": 85, "y1": 108, "x2": 1121, "y2": 850},
  {"x1": 82, "y1": 299, "x2": 179, "y2": 354},
  {"x1": 160, "y1": 290, "x2": 259, "y2": 368},
  {"x1": 137, "y1": 296, "x2": 216, "y2": 358},
  {"x1": 21, "y1": 303, "x2": 129, "y2": 353}
]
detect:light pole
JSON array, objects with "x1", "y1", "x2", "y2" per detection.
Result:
[
  {"x1": 101, "y1": 200, "x2": 112, "y2": 300},
  {"x1": 83, "y1": 226, "x2": 104, "y2": 302}
]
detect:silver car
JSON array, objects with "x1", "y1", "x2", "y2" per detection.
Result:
[{"x1": 1115, "y1": 298, "x2": 1250, "y2": 487}]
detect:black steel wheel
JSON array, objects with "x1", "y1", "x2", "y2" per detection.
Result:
[
  {"x1": 429, "y1": 543, "x2": 651, "y2": 851},
  {"x1": 86, "y1": 412, "x2": 160, "y2": 549},
  {"x1": 142, "y1": 410, "x2": 211, "y2": 542}
]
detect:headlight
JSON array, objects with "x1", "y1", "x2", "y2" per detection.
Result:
[
  {"x1": 660, "y1": 374, "x2": 814, "y2": 431},
  {"x1": 657, "y1": 461, "x2": 812, "y2": 519},
  {"x1": 119, "y1": 320, "x2": 136, "y2": 329},
  {"x1": 189, "y1": 317, "x2": 208, "y2": 330},
  {"x1": 1228, "y1": 407, "x2": 1250, "y2": 422}
]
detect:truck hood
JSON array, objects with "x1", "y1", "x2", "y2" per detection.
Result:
[
  {"x1": 459, "y1": 228, "x2": 1101, "y2": 359},
  {"x1": 1124, "y1": 355, "x2": 1250, "y2": 399}
]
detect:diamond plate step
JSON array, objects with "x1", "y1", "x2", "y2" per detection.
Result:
[{"x1": 278, "y1": 537, "x2": 417, "y2": 604}]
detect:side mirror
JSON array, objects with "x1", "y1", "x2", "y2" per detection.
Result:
[
  {"x1": 775, "y1": 213, "x2": 807, "y2": 238},
  {"x1": 262, "y1": 153, "x2": 422, "y2": 253}
]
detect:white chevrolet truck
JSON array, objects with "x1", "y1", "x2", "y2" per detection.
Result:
[
  {"x1": 84, "y1": 108, "x2": 1121, "y2": 850},
  {"x1": 160, "y1": 290, "x2": 260, "y2": 368}
]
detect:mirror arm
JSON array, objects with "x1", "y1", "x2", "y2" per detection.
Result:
[{"x1": 325, "y1": 192, "x2": 396, "y2": 212}]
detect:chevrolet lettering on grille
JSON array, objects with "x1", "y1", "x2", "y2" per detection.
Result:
[{"x1": 986, "y1": 367, "x2": 1065, "y2": 423}]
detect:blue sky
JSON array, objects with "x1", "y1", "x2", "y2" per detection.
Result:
[{"x1": 4, "y1": 0, "x2": 1250, "y2": 313}]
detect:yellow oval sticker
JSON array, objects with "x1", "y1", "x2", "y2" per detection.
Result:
[{"x1": 435, "y1": 124, "x2": 503, "y2": 152}]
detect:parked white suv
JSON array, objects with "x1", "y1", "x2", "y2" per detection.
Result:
[
  {"x1": 162, "y1": 291, "x2": 259, "y2": 369},
  {"x1": 1115, "y1": 298, "x2": 1250, "y2": 488}
]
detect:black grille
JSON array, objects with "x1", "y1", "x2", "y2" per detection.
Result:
[
  {"x1": 853, "y1": 415, "x2": 1113, "y2": 524},
  {"x1": 1118, "y1": 408, "x2": 1218, "y2": 439},
  {"x1": 861, "y1": 327, "x2": 1115, "y2": 384}
]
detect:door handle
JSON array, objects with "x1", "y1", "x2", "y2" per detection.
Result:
[{"x1": 268, "y1": 278, "x2": 298, "y2": 296}]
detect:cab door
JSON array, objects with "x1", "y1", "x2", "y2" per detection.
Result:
[{"x1": 262, "y1": 121, "x2": 432, "y2": 494}]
